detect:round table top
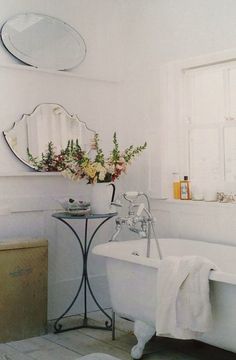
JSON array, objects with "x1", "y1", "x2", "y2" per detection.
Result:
[{"x1": 52, "y1": 211, "x2": 118, "y2": 220}]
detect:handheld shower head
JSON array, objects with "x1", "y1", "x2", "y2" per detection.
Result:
[
  {"x1": 123, "y1": 191, "x2": 144, "y2": 198},
  {"x1": 123, "y1": 191, "x2": 151, "y2": 213}
]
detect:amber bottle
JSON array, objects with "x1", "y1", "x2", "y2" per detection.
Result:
[
  {"x1": 180, "y1": 176, "x2": 191, "y2": 200},
  {"x1": 172, "y1": 172, "x2": 180, "y2": 199}
]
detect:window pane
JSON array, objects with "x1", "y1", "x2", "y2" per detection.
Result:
[
  {"x1": 190, "y1": 69, "x2": 225, "y2": 124},
  {"x1": 224, "y1": 127, "x2": 236, "y2": 181},
  {"x1": 189, "y1": 128, "x2": 221, "y2": 183},
  {"x1": 229, "y1": 68, "x2": 236, "y2": 119}
]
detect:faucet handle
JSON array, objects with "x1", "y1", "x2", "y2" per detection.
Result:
[
  {"x1": 115, "y1": 216, "x2": 127, "y2": 225},
  {"x1": 136, "y1": 203, "x2": 145, "y2": 216},
  {"x1": 111, "y1": 202, "x2": 122, "y2": 207},
  {"x1": 124, "y1": 191, "x2": 139, "y2": 198}
]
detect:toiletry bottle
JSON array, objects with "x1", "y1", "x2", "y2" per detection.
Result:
[
  {"x1": 180, "y1": 176, "x2": 191, "y2": 200},
  {"x1": 172, "y1": 172, "x2": 180, "y2": 199}
]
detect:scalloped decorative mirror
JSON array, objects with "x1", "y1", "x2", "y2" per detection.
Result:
[
  {"x1": 3, "y1": 103, "x2": 96, "y2": 170},
  {"x1": 1, "y1": 13, "x2": 86, "y2": 70}
]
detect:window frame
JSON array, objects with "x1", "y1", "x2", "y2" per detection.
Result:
[{"x1": 151, "y1": 48, "x2": 236, "y2": 198}]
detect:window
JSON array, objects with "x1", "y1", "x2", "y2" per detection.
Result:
[
  {"x1": 148, "y1": 52, "x2": 236, "y2": 198},
  {"x1": 184, "y1": 61, "x2": 236, "y2": 190}
]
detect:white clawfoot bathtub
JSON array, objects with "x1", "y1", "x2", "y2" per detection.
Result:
[{"x1": 93, "y1": 238, "x2": 236, "y2": 359}]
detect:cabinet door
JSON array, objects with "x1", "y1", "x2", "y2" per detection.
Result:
[{"x1": 189, "y1": 68, "x2": 225, "y2": 125}]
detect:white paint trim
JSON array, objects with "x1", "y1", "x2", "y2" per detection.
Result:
[
  {"x1": 0, "y1": 195, "x2": 63, "y2": 213},
  {"x1": 179, "y1": 47, "x2": 236, "y2": 71},
  {"x1": 150, "y1": 198, "x2": 236, "y2": 209},
  {"x1": 0, "y1": 62, "x2": 122, "y2": 84},
  {"x1": 0, "y1": 171, "x2": 61, "y2": 177}
]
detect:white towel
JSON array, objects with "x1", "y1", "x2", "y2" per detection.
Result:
[{"x1": 156, "y1": 255, "x2": 217, "y2": 339}]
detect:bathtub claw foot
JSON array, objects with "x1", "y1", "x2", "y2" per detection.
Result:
[{"x1": 131, "y1": 320, "x2": 155, "y2": 359}]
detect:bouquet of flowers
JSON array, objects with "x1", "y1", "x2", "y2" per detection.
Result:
[{"x1": 28, "y1": 132, "x2": 147, "y2": 183}]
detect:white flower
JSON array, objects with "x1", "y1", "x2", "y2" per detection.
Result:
[
  {"x1": 98, "y1": 169, "x2": 106, "y2": 181},
  {"x1": 61, "y1": 169, "x2": 81, "y2": 182}
]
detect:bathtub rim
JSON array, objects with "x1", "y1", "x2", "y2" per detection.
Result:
[{"x1": 92, "y1": 238, "x2": 236, "y2": 286}]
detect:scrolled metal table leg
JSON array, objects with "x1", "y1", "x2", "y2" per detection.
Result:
[
  {"x1": 52, "y1": 213, "x2": 116, "y2": 333},
  {"x1": 53, "y1": 218, "x2": 85, "y2": 333},
  {"x1": 112, "y1": 310, "x2": 116, "y2": 340},
  {"x1": 85, "y1": 217, "x2": 114, "y2": 329},
  {"x1": 54, "y1": 274, "x2": 85, "y2": 332}
]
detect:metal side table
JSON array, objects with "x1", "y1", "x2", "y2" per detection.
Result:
[{"x1": 52, "y1": 211, "x2": 117, "y2": 335}]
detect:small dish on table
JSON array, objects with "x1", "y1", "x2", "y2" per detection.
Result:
[{"x1": 58, "y1": 198, "x2": 90, "y2": 215}]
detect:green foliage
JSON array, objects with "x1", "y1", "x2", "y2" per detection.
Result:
[
  {"x1": 27, "y1": 134, "x2": 147, "y2": 181},
  {"x1": 63, "y1": 139, "x2": 81, "y2": 156},
  {"x1": 27, "y1": 147, "x2": 43, "y2": 171},
  {"x1": 27, "y1": 139, "x2": 85, "y2": 171},
  {"x1": 111, "y1": 132, "x2": 120, "y2": 163},
  {"x1": 124, "y1": 141, "x2": 147, "y2": 162},
  {"x1": 94, "y1": 133, "x2": 105, "y2": 164},
  {"x1": 40, "y1": 141, "x2": 57, "y2": 171}
]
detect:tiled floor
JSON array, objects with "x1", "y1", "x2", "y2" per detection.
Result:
[{"x1": 0, "y1": 311, "x2": 236, "y2": 360}]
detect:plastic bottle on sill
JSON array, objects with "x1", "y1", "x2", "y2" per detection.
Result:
[
  {"x1": 180, "y1": 175, "x2": 191, "y2": 200},
  {"x1": 172, "y1": 172, "x2": 180, "y2": 199}
]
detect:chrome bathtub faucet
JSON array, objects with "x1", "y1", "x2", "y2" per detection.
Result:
[
  {"x1": 110, "y1": 203, "x2": 153, "y2": 240},
  {"x1": 110, "y1": 192, "x2": 162, "y2": 259},
  {"x1": 127, "y1": 214, "x2": 152, "y2": 239}
]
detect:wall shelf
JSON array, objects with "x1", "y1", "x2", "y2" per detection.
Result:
[
  {"x1": 151, "y1": 198, "x2": 236, "y2": 209},
  {"x1": 0, "y1": 171, "x2": 62, "y2": 178},
  {"x1": 0, "y1": 62, "x2": 121, "y2": 84}
]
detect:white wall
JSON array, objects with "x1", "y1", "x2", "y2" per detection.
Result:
[
  {"x1": 152, "y1": 199, "x2": 236, "y2": 248},
  {"x1": 123, "y1": 0, "x2": 236, "y2": 178},
  {"x1": 123, "y1": 0, "x2": 236, "y2": 72},
  {"x1": 2, "y1": 0, "x2": 236, "y2": 321},
  {"x1": 118, "y1": 0, "x2": 236, "y2": 243},
  {"x1": 0, "y1": 0, "x2": 149, "y2": 320}
]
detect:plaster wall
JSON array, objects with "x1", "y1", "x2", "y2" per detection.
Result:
[
  {"x1": 2, "y1": 0, "x2": 236, "y2": 319},
  {"x1": 0, "y1": 0, "x2": 149, "y2": 319},
  {"x1": 124, "y1": 0, "x2": 236, "y2": 244}
]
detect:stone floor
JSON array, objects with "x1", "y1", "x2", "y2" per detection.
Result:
[{"x1": 0, "y1": 310, "x2": 236, "y2": 360}]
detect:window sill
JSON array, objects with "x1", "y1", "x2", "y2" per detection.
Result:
[{"x1": 150, "y1": 198, "x2": 236, "y2": 208}]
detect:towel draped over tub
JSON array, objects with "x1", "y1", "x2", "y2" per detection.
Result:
[{"x1": 156, "y1": 255, "x2": 218, "y2": 339}]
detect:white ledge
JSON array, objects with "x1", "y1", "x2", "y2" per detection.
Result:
[
  {"x1": 0, "y1": 62, "x2": 121, "y2": 83},
  {"x1": 151, "y1": 198, "x2": 236, "y2": 208},
  {"x1": 0, "y1": 171, "x2": 62, "y2": 177}
]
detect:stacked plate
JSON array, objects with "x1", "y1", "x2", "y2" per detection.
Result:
[{"x1": 59, "y1": 198, "x2": 90, "y2": 215}]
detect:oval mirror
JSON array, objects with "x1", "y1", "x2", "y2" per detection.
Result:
[
  {"x1": 1, "y1": 13, "x2": 86, "y2": 70},
  {"x1": 3, "y1": 103, "x2": 96, "y2": 171}
]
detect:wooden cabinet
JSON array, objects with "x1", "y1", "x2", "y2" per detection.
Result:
[{"x1": 0, "y1": 238, "x2": 48, "y2": 342}]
